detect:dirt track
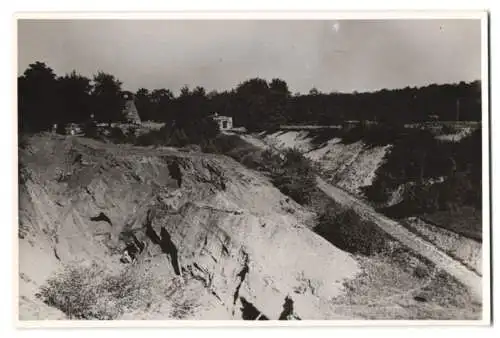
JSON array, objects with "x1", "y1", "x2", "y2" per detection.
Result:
[
  {"x1": 237, "y1": 132, "x2": 482, "y2": 303},
  {"x1": 316, "y1": 177, "x2": 482, "y2": 303}
]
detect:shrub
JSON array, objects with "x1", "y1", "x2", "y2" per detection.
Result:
[
  {"x1": 208, "y1": 135, "x2": 265, "y2": 168},
  {"x1": 135, "y1": 128, "x2": 165, "y2": 146},
  {"x1": 108, "y1": 127, "x2": 127, "y2": 143},
  {"x1": 210, "y1": 136, "x2": 319, "y2": 206},
  {"x1": 314, "y1": 202, "x2": 389, "y2": 256},
  {"x1": 440, "y1": 124, "x2": 457, "y2": 135},
  {"x1": 82, "y1": 121, "x2": 99, "y2": 139},
  {"x1": 361, "y1": 124, "x2": 406, "y2": 147},
  {"x1": 310, "y1": 128, "x2": 342, "y2": 146},
  {"x1": 208, "y1": 134, "x2": 250, "y2": 155},
  {"x1": 362, "y1": 173, "x2": 398, "y2": 205},
  {"x1": 37, "y1": 262, "x2": 161, "y2": 319},
  {"x1": 56, "y1": 123, "x2": 66, "y2": 135},
  {"x1": 365, "y1": 127, "x2": 482, "y2": 214},
  {"x1": 201, "y1": 139, "x2": 219, "y2": 153},
  {"x1": 370, "y1": 146, "x2": 481, "y2": 216},
  {"x1": 169, "y1": 128, "x2": 190, "y2": 147},
  {"x1": 340, "y1": 125, "x2": 365, "y2": 144},
  {"x1": 125, "y1": 126, "x2": 138, "y2": 143},
  {"x1": 180, "y1": 144, "x2": 202, "y2": 153},
  {"x1": 270, "y1": 149, "x2": 317, "y2": 205},
  {"x1": 134, "y1": 119, "x2": 218, "y2": 149}
]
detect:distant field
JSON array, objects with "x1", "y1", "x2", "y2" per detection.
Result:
[
  {"x1": 280, "y1": 121, "x2": 481, "y2": 130},
  {"x1": 404, "y1": 121, "x2": 481, "y2": 129},
  {"x1": 137, "y1": 121, "x2": 166, "y2": 130},
  {"x1": 280, "y1": 125, "x2": 342, "y2": 130}
]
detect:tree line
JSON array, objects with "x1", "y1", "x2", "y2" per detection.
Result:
[{"x1": 18, "y1": 61, "x2": 482, "y2": 134}]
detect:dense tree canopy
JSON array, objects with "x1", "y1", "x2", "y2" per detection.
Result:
[
  {"x1": 18, "y1": 62, "x2": 59, "y2": 132},
  {"x1": 57, "y1": 71, "x2": 92, "y2": 125},
  {"x1": 18, "y1": 61, "x2": 482, "y2": 134},
  {"x1": 92, "y1": 72, "x2": 125, "y2": 125}
]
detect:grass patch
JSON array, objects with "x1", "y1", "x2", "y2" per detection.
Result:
[
  {"x1": 211, "y1": 134, "x2": 320, "y2": 206},
  {"x1": 332, "y1": 253, "x2": 481, "y2": 319},
  {"x1": 37, "y1": 261, "x2": 167, "y2": 319},
  {"x1": 269, "y1": 148, "x2": 318, "y2": 205}
]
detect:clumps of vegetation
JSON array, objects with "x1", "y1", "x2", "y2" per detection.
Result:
[
  {"x1": 314, "y1": 201, "x2": 391, "y2": 256},
  {"x1": 440, "y1": 124, "x2": 456, "y2": 135},
  {"x1": 79, "y1": 115, "x2": 219, "y2": 151},
  {"x1": 208, "y1": 134, "x2": 252, "y2": 155},
  {"x1": 135, "y1": 126, "x2": 187, "y2": 147},
  {"x1": 210, "y1": 135, "x2": 319, "y2": 205},
  {"x1": 309, "y1": 123, "x2": 406, "y2": 148},
  {"x1": 364, "y1": 129, "x2": 481, "y2": 218},
  {"x1": 335, "y1": 124, "x2": 392, "y2": 147},
  {"x1": 332, "y1": 254, "x2": 481, "y2": 320},
  {"x1": 324, "y1": 206, "x2": 481, "y2": 320},
  {"x1": 208, "y1": 134, "x2": 270, "y2": 167},
  {"x1": 108, "y1": 127, "x2": 128, "y2": 143},
  {"x1": 18, "y1": 61, "x2": 481, "y2": 136},
  {"x1": 269, "y1": 149, "x2": 318, "y2": 205},
  {"x1": 81, "y1": 121, "x2": 101, "y2": 140},
  {"x1": 169, "y1": 298, "x2": 199, "y2": 319},
  {"x1": 37, "y1": 262, "x2": 163, "y2": 320},
  {"x1": 134, "y1": 118, "x2": 220, "y2": 150}
]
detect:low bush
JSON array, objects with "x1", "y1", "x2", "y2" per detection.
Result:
[
  {"x1": 208, "y1": 134, "x2": 250, "y2": 155},
  {"x1": 362, "y1": 172, "x2": 399, "y2": 205},
  {"x1": 365, "y1": 128, "x2": 481, "y2": 216},
  {"x1": 82, "y1": 121, "x2": 100, "y2": 139},
  {"x1": 270, "y1": 149, "x2": 318, "y2": 205},
  {"x1": 310, "y1": 124, "x2": 405, "y2": 148},
  {"x1": 314, "y1": 202, "x2": 389, "y2": 256},
  {"x1": 108, "y1": 127, "x2": 128, "y2": 143},
  {"x1": 440, "y1": 124, "x2": 462, "y2": 135},
  {"x1": 410, "y1": 173, "x2": 479, "y2": 213},
  {"x1": 209, "y1": 135, "x2": 319, "y2": 206},
  {"x1": 209, "y1": 134, "x2": 267, "y2": 169},
  {"x1": 134, "y1": 117, "x2": 219, "y2": 150},
  {"x1": 182, "y1": 133, "x2": 321, "y2": 206},
  {"x1": 37, "y1": 262, "x2": 161, "y2": 320},
  {"x1": 125, "y1": 126, "x2": 138, "y2": 143},
  {"x1": 135, "y1": 128, "x2": 165, "y2": 147}
]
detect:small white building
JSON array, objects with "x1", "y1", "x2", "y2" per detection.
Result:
[
  {"x1": 65, "y1": 123, "x2": 82, "y2": 136},
  {"x1": 210, "y1": 112, "x2": 233, "y2": 131}
]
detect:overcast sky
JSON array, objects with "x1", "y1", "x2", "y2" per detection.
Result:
[{"x1": 17, "y1": 19, "x2": 482, "y2": 94}]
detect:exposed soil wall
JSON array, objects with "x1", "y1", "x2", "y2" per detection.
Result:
[{"x1": 18, "y1": 134, "x2": 360, "y2": 320}]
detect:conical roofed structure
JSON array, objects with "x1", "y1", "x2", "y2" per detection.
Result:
[{"x1": 122, "y1": 93, "x2": 141, "y2": 124}]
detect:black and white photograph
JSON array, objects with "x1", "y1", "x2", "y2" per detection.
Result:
[{"x1": 15, "y1": 13, "x2": 490, "y2": 324}]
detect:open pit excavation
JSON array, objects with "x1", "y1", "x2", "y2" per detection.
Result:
[
  {"x1": 16, "y1": 17, "x2": 487, "y2": 324},
  {"x1": 18, "y1": 135, "x2": 361, "y2": 320},
  {"x1": 236, "y1": 130, "x2": 483, "y2": 305},
  {"x1": 17, "y1": 131, "x2": 484, "y2": 321}
]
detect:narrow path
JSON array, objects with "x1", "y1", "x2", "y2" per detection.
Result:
[
  {"x1": 316, "y1": 177, "x2": 482, "y2": 303},
  {"x1": 236, "y1": 132, "x2": 482, "y2": 303}
]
